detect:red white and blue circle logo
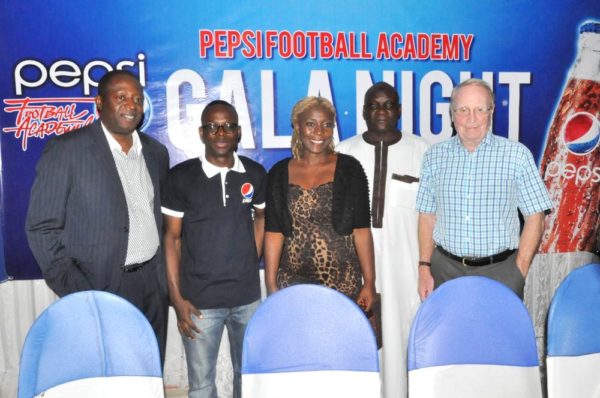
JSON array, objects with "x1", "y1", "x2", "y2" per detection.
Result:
[
  {"x1": 140, "y1": 93, "x2": 153, "y2": 132},
  {"x1": 241, "y1": 182, "x2": 254, "y2": 201},
  {"x1": 562, "y1": 112, "x2": 599, "y2": 155}
]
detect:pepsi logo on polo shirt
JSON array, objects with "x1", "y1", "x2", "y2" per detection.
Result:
[{"x1": 241, "y1": 182, "x2": 254, "y2": 203}]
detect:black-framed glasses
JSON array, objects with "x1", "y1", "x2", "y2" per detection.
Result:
[{"x1": 201, "y1": 122, "x2": 239, "y2": 135}]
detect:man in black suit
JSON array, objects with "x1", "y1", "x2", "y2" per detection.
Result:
[{"x1": 26, "y1": 70, "x2": 170, "y2": 363}]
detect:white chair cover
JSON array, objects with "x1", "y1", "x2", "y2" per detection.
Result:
[
  {"x1": 241, "y1": 284, "x2": 380, "y2": 398},
  {"x1": 547, "y1": 263, "x2": 600, "y2": 398},
  {"x1": 408, "y1": 276, "x2": 542, "y2": 398},
  {"x1": 18, "y1": 290, "x2": 163, "y2": 398}
]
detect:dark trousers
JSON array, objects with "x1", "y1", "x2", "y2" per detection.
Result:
[
  {"x1": 431, "y1": 247, "x2": 525, "y2": 299},
  {"x1": 115, "y1": 255, "x2": 168, "y2": 365}
]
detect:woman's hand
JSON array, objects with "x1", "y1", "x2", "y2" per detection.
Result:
[
  {"x1": 266, "y1": 283, "x2": 279, "y2": 296},
  {"x1": 352, "y1": 227, "x2": 376, "y2": 312},
  {"x1": 356, "y1": 282, "x2": 376, "y2": 312}
]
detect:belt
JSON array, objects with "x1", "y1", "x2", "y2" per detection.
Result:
[
  {"x1": 121, "y1": 255, "x2": 155, "y2": 273},
  {"x1": 437, "y1": 246, "x2": 516, "y2": 267}
]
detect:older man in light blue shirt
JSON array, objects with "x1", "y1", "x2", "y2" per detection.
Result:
[{"x1": 416, "y1": 78, "x2": 551, "y2": 299}]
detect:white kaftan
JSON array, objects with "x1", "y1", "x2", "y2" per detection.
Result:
[{"x1": 337, "y1": 133, "x2": 429, "y2": 398}]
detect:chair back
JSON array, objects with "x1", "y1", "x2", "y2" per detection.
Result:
[
  {"x1": 408, "y1": 276, "x2": 542, "y2": 398},
  {"x1": 242, "y1": 284, "x2": 380, "y2": 398},
  {"x1": 547, "y1": 263, "x2": 600, "y2": 398},
  {"x1": 18, "y1": 290, "x2": 163, "y2": 398}
]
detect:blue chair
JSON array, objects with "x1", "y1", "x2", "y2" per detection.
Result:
[
  {"x1": 408, "y1": 276, "x2": 542, "y2": 398},
  {"x1": 241, "y1": 284, "x2": 380, "y2": 398},
  {"x1": 547, "y1": 263, "x2": 600, "y2": 398},
  {"x1": 18, "y1": 290, "x2": 163, "y2": 398}
]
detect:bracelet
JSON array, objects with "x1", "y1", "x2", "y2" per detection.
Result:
[{"x1": 418, "y1": 261, "x2": 431, "y2": 267}]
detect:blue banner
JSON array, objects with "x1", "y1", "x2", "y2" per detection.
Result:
[{"x1": 1, "y1": 0, "x2": 598, "y2": 278}]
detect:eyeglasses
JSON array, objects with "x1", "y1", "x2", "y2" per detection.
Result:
[
  {"x1": 452, "y1": 106, "x2": 493, "y2": 117},
  {"x1": 201, "y1": 122, "x2": 239, "y2": 135}
]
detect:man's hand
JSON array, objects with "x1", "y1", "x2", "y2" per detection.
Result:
[
  {"x1": 417, "y1": 212, "x2": 436, "y2": 301},
  {"x1": 172, "y1": 298, "x2": 202, "y2": 339},
  {"x1": 515, "y1": 256, "x2": 529, "y2": 278},
  {"x1": 516, "y1": 211, "x2": 545, "y2": 279},
  {"x1": 418, "y1": 265, "x2": 434, "y2": 301}
]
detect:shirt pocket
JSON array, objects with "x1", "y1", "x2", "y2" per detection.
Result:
[{"x1": 388, "y1": 178, "x2": 419, "y2": 210}]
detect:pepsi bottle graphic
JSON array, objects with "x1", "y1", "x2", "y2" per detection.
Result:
[{"x1": 539, "y1": 21, "x2": 600, "y2": 254}]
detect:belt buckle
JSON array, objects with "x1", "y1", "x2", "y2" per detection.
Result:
[{"x1": 462, "y1": 258, "x2": 468, "y2": 267}]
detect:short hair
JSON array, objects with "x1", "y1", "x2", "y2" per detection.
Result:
[
  {"x1": 201, "y1": 100, "x2": 238, "y2": 124},
  {"x1": 290, "y1": 96, "x2": 336, "y2": 159},
  {"x1": 97, "y1": 70, "x2": 141, "y2": 99},
  {"x1": 450, "y1": 78, "x2": 495, "y2": 110},
  {"x1": 364, "y1": 81, "x2": 399, "y2": 105}
]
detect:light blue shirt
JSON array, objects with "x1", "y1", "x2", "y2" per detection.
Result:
[{"x1": 416, "y1": 133, "x2": 552, "y2": 257}]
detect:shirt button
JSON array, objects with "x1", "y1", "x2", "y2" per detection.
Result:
[
  {"x1": 465, "y1": 216, "x2": 470, "y2": 221},
  {"x1": 226, "y1": 195, "x2": 229, "y2": 198}
]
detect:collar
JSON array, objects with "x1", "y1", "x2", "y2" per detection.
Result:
[
  {"x1": 201, "y1": 152, "x2": 246, "y2": 178},
  {"x1": 362, "y1": 131, "x2": 402, "y2": 146},
  {"x1": 452, "y1": 130, "x2": 494, "y2": 152},
  {"x1": 101, "y1": 122, "x2": 142, "y2": 155}
]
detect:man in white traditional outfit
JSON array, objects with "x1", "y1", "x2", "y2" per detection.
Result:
[{"x1": 337, "y1": 82, "x2": 429, "y2": 398}]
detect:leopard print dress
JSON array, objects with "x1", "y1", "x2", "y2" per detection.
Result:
[{"x1": 277, "y1": 182, "x2": 362, "y2": 300}]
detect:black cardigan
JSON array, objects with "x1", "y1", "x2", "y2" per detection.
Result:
[{"x1": 265, "y1": 153, "x2": 371, "y2": 237}]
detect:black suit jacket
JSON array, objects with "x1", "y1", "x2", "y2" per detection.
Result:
[{"x1": 26, "y1": 120, "x2": 170, "y2": 297}]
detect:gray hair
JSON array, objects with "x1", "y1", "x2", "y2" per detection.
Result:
[{"x1": 450, "y1": 78, "x2": 495, "y2": 110}]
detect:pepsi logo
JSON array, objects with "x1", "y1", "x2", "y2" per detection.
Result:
[
  {"x1": 140, "y1": 93, "x2": 153, "y2": 132},
  {"x1": 241, "y1": 182, "x2": 254, "y2": 200},
  {"x1": 93, "y1": 92, "x2": 153, "y2": 132},
  {"x1": 562, "y1": 112, "x2": 599, "y2": 155}
]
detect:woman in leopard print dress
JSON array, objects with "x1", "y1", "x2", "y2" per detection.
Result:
[{"x1": 264, "y1": 96, "x2": 376, "y2": 312}]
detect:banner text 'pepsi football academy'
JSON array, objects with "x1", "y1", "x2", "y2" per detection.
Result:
[{"x1": 198, "y1": 30, "x2": 474, "y2": 61}]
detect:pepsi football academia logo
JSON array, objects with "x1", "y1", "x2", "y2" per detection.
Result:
[
  {"x1": 562, "y1": 112, "x2": 599, "y2": 155},
  {"x1": 241, "y1": 182, "x2": 254, "y2": 203},
  {"x1": 6, "y1": 54, "x2": 150, "y2": 150}
]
